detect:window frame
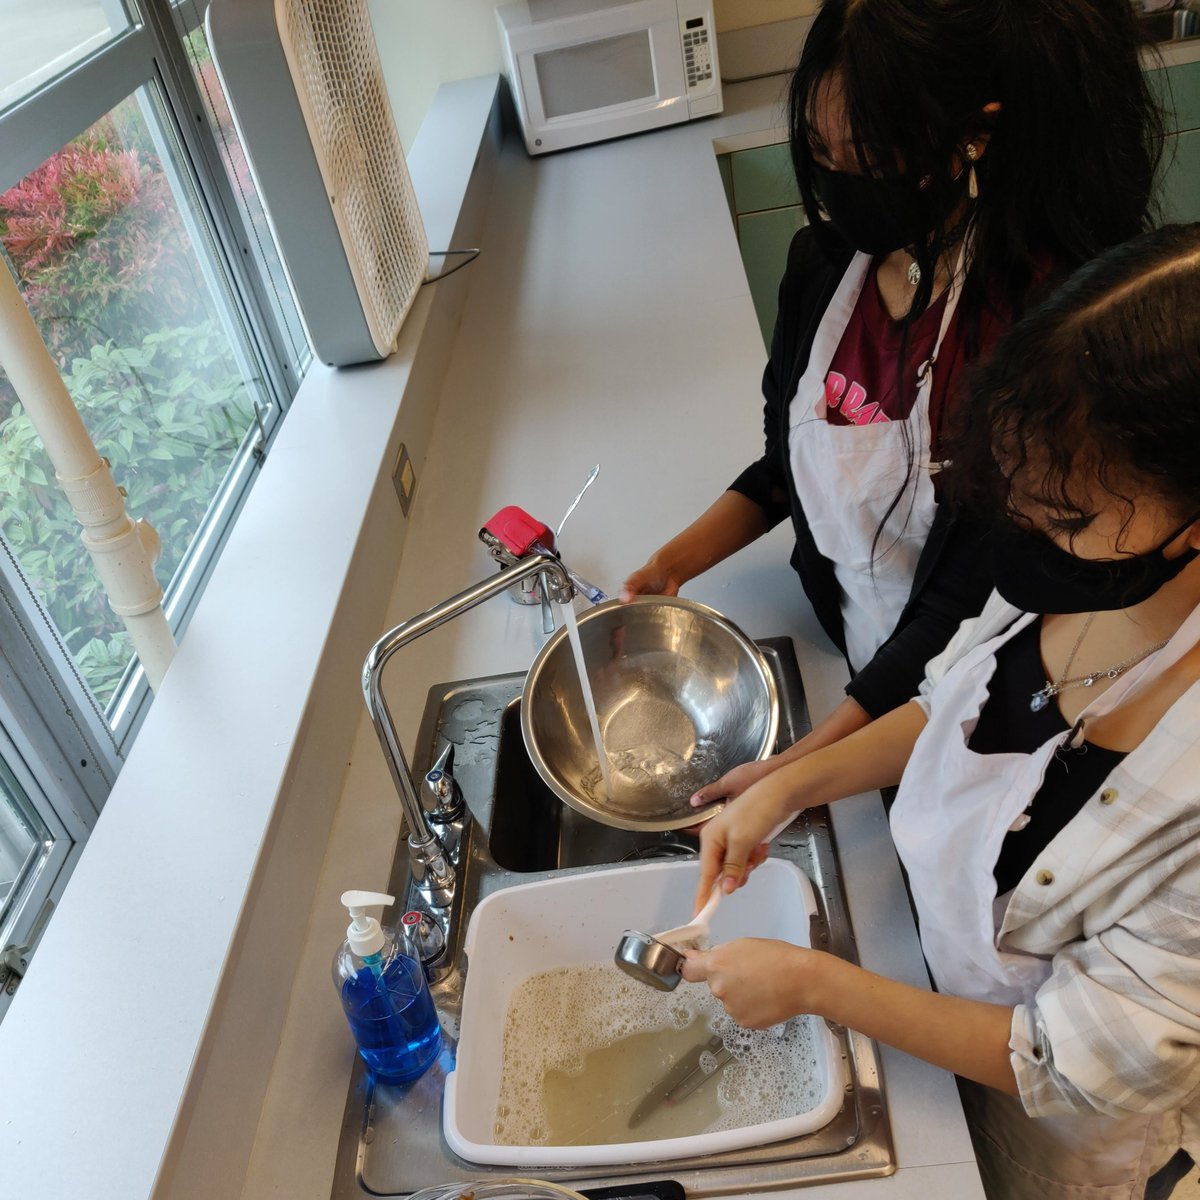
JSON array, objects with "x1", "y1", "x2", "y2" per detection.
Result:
[
  {"x1": 0, "y1": 0, "x2": 308, "y2": 987},
  {"x1": 0, "y1": 548, "x2": 114, "y2": 1016}
]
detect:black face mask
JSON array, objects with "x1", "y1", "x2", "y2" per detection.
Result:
[
  {"x1": 810, "y1": 163, "x2": 926, "y2": 256},
  {"x1": 991, "y1": 516, "x2": 1200, "y2": 614}
]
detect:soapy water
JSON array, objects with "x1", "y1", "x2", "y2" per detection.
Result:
[{"x1": 493, "y1": 963, "x2": 825, "y2": 1147}]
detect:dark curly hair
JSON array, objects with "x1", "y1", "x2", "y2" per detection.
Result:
[{"x1": 946, "y1": 223, "x2": 1200, "y2": 537}]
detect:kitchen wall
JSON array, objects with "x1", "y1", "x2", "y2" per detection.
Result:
[
  {"x1": 367, "y1": 1, "x2": 505, "y2": 149},
  {"x1": 714, "y1": 0, "x2": 818, "y2": 31},
  {"x1": 368, "y1": 0, "x2": 818, "y2": 148}
]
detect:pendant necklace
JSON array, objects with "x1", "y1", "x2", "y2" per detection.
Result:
[
  {"x1": 906, "y1": 259, "x2": 920, "y2": 286},
  {"x1": 1030, "y1": 612, "x2": 1170, "y2": 713}
]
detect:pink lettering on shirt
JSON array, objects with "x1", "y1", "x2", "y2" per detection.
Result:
[
  {"x1": 843, "y1": 381, "x2": 869, "y2": 417},
  {"x1": 825, "y1": 375, "x2": 892, "y2": 426},
  {"x1": 824, "y1": 371, "x2": 847, "y2": 409},
  {"x1": 851, "y1": 403, "x2": 880, "y2": 424}
]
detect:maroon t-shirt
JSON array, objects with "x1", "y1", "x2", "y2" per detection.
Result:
[{"x1": 823, "y1": 261, "x2": 1002, "y2": 458}]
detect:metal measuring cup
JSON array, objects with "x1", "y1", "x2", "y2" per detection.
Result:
[{"x1": 613, "y1": 885, "x2": 723, "y2": 991}]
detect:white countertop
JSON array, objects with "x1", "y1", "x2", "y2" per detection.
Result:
[{"x1": 241, "y1": 77, "x2": 981, "y2": 1200}]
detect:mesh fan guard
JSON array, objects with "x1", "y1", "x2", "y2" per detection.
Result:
[{"x1": 275, "y1": 0, "x2": 428, "y2": 357}]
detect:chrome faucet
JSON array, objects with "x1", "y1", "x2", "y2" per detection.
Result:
[{"x1": 361, "y1": 549, "x2": 575, "y2": 964}]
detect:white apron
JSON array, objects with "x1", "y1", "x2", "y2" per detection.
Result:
[
  {"x1": 787, "y1": 251, "x2": 964, "y2": 672},
  {"x1": 890, "y1": 608, "x2": 1200, "y2": 1197}
]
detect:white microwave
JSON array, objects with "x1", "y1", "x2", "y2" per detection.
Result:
[{"x1": 496, "y1": 0, "x2": 723, "y2": 156}]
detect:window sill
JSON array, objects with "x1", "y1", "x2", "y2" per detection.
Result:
[{"x1": 0, "y1": 74, "x2": 501, "y2": 1200}]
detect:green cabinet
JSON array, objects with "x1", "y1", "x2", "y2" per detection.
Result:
[
  {"x1": 1152, "y1": 57, "x2": 1200, "y2": 222},
  {"x1": 1161, "y1": 128, "x2": 1200, "y2": 221},
  {"x1": 738, "y1": 207, "x2": 806, "y2": 346},
  {"x1": 721, "y1": 142, "x2": 806, "y2": 348},
  {"x1": 723, "y1": 55, "x2": 1200, "y2": 349}
]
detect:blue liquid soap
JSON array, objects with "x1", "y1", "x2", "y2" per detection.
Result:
[{"x1": 340, "y1": 952, "x2": 442, "y2": 1082}]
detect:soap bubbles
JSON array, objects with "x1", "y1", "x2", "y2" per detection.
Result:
[{"x1": 492, "y1": 963, "x2": 825, "y2": 1147}]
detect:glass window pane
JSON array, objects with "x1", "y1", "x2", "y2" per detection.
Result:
[
  {"x1": 0, "y1": 761, "x2": 51, "y2": 925},
  {"x1": 182, "y1": 24, "x2": 310, "y2": 369},
  {"x1": 0, "y1": 88, "x2": 272, "y2": 711},
  {"x1": 0, "y1": 0, "x2": 131, "y2": 114}
]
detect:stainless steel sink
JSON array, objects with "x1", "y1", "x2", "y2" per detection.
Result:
[
  {"x1": 490, "y1": 700, "x2": 703, "y2": 871},
  {"x1": 331, "y1": 638, "x2": 894, "y2": 1198}
]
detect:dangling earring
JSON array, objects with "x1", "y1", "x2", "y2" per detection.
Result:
[{"x1": 966, "y1": 143, "x2": 980, "y2": 200}]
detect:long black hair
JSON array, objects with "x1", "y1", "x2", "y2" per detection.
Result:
[
  {"x1": 787, "y1": 0, "x2": 1164, "y2": 563},
  {"x1": 948, "y1": 223, "x2": 1200, "y2": 534},
  {"x1": 790, "y1": 0, "x2": 1163, "y2": 330}
]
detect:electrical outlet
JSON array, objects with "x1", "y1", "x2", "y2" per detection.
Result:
[{"x1": 392, "y1": 443, "x2": 416, "y2": 516}]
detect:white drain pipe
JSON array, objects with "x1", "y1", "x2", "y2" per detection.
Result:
[{"x1": 0, "y1": 265, "x2": 176, "y2": 691}]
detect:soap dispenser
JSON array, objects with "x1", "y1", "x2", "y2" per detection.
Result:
[{"x1": 333, "y1": 890, "x2": 442, "y2": 1082}]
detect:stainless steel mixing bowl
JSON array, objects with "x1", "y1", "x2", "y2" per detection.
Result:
[{"x1": 520, "y1": 596, "x2": 779, "y2": 831}]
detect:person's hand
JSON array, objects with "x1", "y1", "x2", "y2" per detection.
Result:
[
  {"x1": 620, "y1": 556, "x2": 684, "y2": 602},
  {"x1": 690, "y1": 756, "x2": 780, "y2": 807},
  {"x1": 619, "y1": 493, "x2": 772, "y2": 604},
  {"x1": 693, "y1": 774, "x2": 796, "y2": 910},
  {"x1": 682, "y1": 939, "x2": 826, "y2": 1029}
]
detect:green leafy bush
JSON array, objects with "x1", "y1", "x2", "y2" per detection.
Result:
[
  {"x1": 0, "y1": 97, "x2": 257, "y2": 707},
  {"x1": 0, "y1": 322, "x2": 253, "y2": 704}
]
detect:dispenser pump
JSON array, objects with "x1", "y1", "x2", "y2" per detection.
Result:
[{"x1": 341, "y1": 890, "x2": 394, "y2": 958}]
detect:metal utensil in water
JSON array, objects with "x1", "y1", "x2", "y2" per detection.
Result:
[
  {"x1": 627, "y1": 1034, "x2": 734, "y2": 1129},
  {"x1": 555, "y1": 463, "x2": 600, "y2": 539},
  {"x1": 614, "y1": 885, "x2": 722, "y2": 991},
  {"x1": 661, "y1": 1041, "x2": 735, "y2": 1110}
]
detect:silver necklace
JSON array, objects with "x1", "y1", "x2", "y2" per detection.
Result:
[
  {"x1": 1029, "y1": 612, "x2": 1169, "y2": 712},
  {"x1": 906, "y1": 259, "x2": 920, "y2": 286}
]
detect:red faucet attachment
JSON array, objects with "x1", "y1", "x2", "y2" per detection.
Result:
[{"x1": 479, "y1": 505, "x2": 555, "y2": 558}]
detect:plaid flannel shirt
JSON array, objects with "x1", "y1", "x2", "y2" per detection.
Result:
[{"x1": 916, "y1": 592, "x2": 1200, "y2": 1154}]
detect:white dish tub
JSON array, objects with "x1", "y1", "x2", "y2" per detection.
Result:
[{"x1": 443, "y1": 858, "x2": 847, "y2": 1167}]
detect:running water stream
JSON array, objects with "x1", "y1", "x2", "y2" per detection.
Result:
[{"x1": 560, "y1": 601, "x2": 614, "y2": 801}]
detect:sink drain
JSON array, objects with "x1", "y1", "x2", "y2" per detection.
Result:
[{"x1": 620, "y1": 839, "x2": 697, "y2": 862}]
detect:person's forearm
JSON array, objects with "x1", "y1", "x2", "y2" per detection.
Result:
[
  {"x1": 766, "y1": 700, "x2": 927, "y2": 815},
  {"x1": 774, "y1": 697, "x2": 873, "y2": 767},
  {"x1": 648, "y1": 490, "x2": 770, "y2": 584},
  {"x1": 812, "y1": 953, "x2": 1018, "y2": 1094},
  {"x1": 690, "y1": 699, "x2": 885, "y2": 807}
]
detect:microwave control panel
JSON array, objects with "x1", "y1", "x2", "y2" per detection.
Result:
[{"x1": 680, "y1": 14, "x2": 714, "y2": 93}]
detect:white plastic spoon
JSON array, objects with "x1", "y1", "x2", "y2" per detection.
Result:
[
  {"x1": 613, "y1": 811, "x2": 797, "y2": 989},
  {"x1": 654, "y1": 882, "x2": 723, "y2": 951}
]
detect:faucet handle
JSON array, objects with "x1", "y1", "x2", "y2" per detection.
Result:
[
  {"x1": 479, "y1": 506, "x2": 603, "y2": 624},
  {"x1": 401, "y1": 908, "x2": 448, "y2": 980},
  {"x1": 422, "y1": 743, "x2": 464, "y2": 822}
]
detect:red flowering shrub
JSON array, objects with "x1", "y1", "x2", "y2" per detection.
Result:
[
  {"x1": 0, "y1": 107, "x2": 213, "y2": 386},
  {"x1": 0, "y1": 96, "x2": 255, "y2": 705},
  {"x1": 2, "y1": 138, "x2": 142, "y2": 272}
]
